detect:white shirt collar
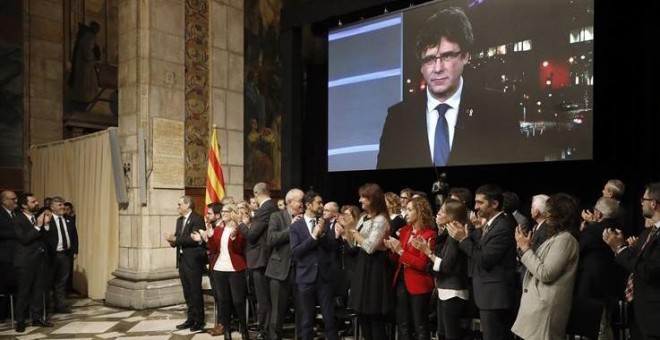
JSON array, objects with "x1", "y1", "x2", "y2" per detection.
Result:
[
  {"x1": 426, "y1": 77, "x2": 464, "y2": 159},
  {"x1": 487, "y1": 211, "x2": 504, "y2": 227}
]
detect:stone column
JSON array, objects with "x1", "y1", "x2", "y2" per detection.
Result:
[
  {"x1": 24, "y1": 0, "x2": 65, "y2": 189},
  {"x1": 106, "y1": 0, "x2": 244, "y2": 309},
  {"x1": 106, "y1": 0, "x2": 188, "y2": 309}
]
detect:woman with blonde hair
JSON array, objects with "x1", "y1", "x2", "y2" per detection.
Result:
[{"x1": 205, "y1": 204, "x2": 249, "y2": 340}]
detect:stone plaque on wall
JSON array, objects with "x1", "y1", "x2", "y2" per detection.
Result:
[{"x1": 152, "y1": 118, "x2": 184, "y2": 189}]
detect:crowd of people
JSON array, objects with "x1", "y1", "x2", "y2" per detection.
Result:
[
  {"x1": 0, "y1": 191, "x2": 79, "y2": 333},
  {"x1": 162, "y1": 179, "x2": 660, "y2": 340}
]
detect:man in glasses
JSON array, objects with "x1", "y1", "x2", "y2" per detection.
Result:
[{"x1": 377, "y1": 6, "x2": 521, "y2": 169}]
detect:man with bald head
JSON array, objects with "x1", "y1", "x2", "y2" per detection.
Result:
[
  {"x1": 266, "y1": 188, "x2": 304, "y2": 340},
  {"x1": 239, "y1": 182, "x2": 279, "y2": 339}
]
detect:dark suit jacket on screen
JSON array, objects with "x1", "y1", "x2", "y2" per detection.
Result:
[{"x1": 377, "y1": 84, "x2": 525, "y2": 169}]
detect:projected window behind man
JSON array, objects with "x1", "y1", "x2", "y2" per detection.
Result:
[{"x1": 327, "y1": 0, "x2": 594, "y2": 171}]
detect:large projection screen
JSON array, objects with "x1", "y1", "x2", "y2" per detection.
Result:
[{"x1": 328, "y1": 0, "x2": 594, "y2": 171}]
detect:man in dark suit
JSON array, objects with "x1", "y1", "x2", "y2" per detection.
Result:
[
  {"x1": 0, "y1": 190, "x2": 18, "y2": 321},
  {"x1": 576, "y1": 197, "x2": 622, "y2": 339},
  {"x1": 447, "y1": 184, "x2": 517, "y2": 340},
  {"x1": 529, "y1": 194, "x2": 549, "y2": 251},
  {"x1": 603, "y1": 182, "x2": 660, "y2": 339},
  {"x1": 377, "y1": 7, "x2": 525, "y2": 170},
  {"x1": 13, "y1": 193, "x2": 54, "y2": 332},
  {"x1": 265, "y1": 188, "x2": 304, "y2": 340},
  {"x1": 46, "y1": 196, "x2": 79, "y2": 314},
  {"x1": 164, "y1": 195, "x2": 207, "y2": 332},
  {"x1": 290, "y1": 190, "x2": 339, "y2": 340},
  {"x1": 239, "y1": 182, "x2": 279, "y2": 339}
]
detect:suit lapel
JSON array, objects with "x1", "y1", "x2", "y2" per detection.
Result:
[
  {"x1": 284, "y1": 211, "x2": 292, "y2": 226},
  {"x1": 176, "y1": 216, "x2": 183, "y2": 236}
]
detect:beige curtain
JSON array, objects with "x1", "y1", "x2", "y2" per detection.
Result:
[{"x1": 30, "y1": 128, "x2": 119, "y2": 300}]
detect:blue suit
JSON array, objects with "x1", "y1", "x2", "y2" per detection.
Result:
[{"x1": 290, "y1": 217, "x2": 339, "y2": 340}]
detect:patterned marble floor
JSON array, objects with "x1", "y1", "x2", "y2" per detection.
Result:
[{"x1": 0, "y1": 297, "x2": 252, "y2": 340}]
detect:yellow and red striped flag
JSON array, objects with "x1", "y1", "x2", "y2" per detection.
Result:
[{"x1": 205, "y1": 129, "x2": 226, "y2": 205}]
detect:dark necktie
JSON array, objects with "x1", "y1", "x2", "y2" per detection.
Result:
[
  {"x1": 10, "y1": 211, "x2": 15, "y2": 219},
  {"x1": 433, "y1": 103, "x2": 451, "y2": 166},
  {"x1": 30, "y1": 216, "x2": 36, "y2": 226},
  {"x1": 59, "y1": 217, "x2": 69, "y2": 250},
  {"x1": 309, "y1": 218, "x2": 316, "y2": 234},
  {"x1": 625, "y1": 226, "x2": 658, "y2": 302}
]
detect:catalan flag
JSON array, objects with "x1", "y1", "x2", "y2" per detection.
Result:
[{"x1": 205, "y1": 129, "x2": 226, "y2": 205}]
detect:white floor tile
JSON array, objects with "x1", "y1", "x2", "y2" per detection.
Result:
[
  {"x1": 91, "y1": 311, "x2": 136, "y2": 319},
  {"x1": 122, "y1": 316, "x2": 146, "y2": 323},
  {"x1": 96, "y1": 331, "x2": 126, "y2": 338},
  {"x1": 127, "y1": 319, "x2": 185, "y2": 333},
  {"x1": 51, "y1": 321, "x2": 118, "y2": 334},
  {"x1": 16, "y1": 332, "x2": 47, "y2": 340}
]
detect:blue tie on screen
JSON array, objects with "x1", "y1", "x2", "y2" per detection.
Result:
[{"x1": 433, "y1": 103, "x2": 451, "y2": 166}]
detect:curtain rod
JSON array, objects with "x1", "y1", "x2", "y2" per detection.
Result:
[{"x1": 30, "y1": 127, "x2": 118, "y2": 149}]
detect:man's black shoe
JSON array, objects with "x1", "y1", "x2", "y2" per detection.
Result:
[
  {"x1": 15, "y1": 322, "x2": 26, "y2": 333},
  {"x1": 256, "y1": 331, "x2": 269, "y2": 340},
  {"x1": 32, "y1": 318, "x2": 54, "y2": 327},
  {"x1": 176, "y1": 320, "x2": 193, "y2": 330},
  {"x1": 190, "y1": 322, "x2": 205, "y2": 332}
]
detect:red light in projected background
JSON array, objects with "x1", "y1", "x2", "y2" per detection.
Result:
[{"x1": 539, "y1": 60, "x2": 570, "y2": 89}]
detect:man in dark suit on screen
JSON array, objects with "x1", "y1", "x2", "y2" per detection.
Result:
[
  {"x1": 239, "y1": 182, "x2": 279, "y2": 339},
  {"x1": 447, "y1": 184, "x2": 517, "y2": 340},
  {"x1": 164, "y1": 195, "x2": 207, "y2": 332},
  {"x1": 377, "y1": 7, "x2": 522, "y2": 169},
  {"x1": 290, "y1": 190, "x2": 339, "y2": 340}
]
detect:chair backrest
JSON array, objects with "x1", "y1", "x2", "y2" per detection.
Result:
[{"x1": 565, "y1": 297, "x2": 604, "y2": 339}]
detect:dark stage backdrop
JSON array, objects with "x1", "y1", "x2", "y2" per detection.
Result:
[{"x1": 281, "y1": 0, "x2": 660, "y2": 234}]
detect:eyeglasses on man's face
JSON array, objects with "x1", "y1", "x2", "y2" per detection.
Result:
[
  {"x1": 221, "y1": 210, "x2": 232, "y2": 213},
  {"x1": 641, "y1": 197, "x2": 656, "y2": 203},
  {"x1": 421, "y1": 50, "x2": 463, "y2": 67}
]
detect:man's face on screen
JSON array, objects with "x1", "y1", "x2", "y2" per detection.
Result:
[{"x1": 420, "y1": 37, "x2": 469, "y2": 102}]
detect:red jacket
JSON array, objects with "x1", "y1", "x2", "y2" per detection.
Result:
[
  {"x1": 207, "y1": 225, "x2": 247, "y2": 272},
  {"x1": 391, "y1": 225, "x2": 436, "y2": 295}
]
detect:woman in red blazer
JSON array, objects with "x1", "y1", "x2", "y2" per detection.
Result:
[
  {"x1": 206, "y1": 203, "x2": 248, "y2": 339},
  {"x1": 385, "y1": 197, "x2": 436, "y2": 340}
]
